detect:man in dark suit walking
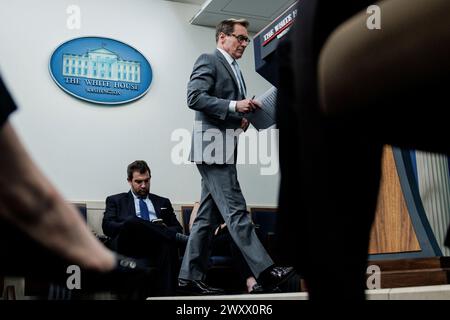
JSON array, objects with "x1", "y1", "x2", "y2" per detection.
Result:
[
  {"x1": 178, "y1": 19, "x2": 294, "y2": 295},
  {"x1": 102, "y1": 160, "x2": 187, "y2": 296}
]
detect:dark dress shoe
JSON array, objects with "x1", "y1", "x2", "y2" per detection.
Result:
[
  {"x1": 249, "y1": 283, "x2": 265, "y2": 294},
  {"x1": 259, "y1": 266, "x2": 295, "y2": 292},
  {"x1": 249, "y1": 283, "x2": 282, "y2": 294},
  {"x1": 177, "y1": 279, "x2": 225, "y2": 295}
]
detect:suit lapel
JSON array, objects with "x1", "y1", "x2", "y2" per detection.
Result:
[
  {"x1": 148, "y1": 193, "x2": 161, "y2": 218},
  {"x1": 127, "y1": 191, "x2": 136, "y2": 216},
  {"x1": 215, "y1": 49, "x2": 240, "y2": 94}
]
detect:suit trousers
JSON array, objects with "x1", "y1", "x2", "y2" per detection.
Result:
[{"x1": 179, "y1": 163, "x2": 273, "y2": 281}]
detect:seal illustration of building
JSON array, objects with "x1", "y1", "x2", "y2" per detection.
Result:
[{"x1": 62, "y1": 47, "x2": 141, "y2": 83}]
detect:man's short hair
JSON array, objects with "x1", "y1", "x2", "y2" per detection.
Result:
[
  {"x1": 127, "y1": 160, "x2": 151, "y2": 181},
  {"x1": 215, "y1": 18, "x2": 249, "y2": 42}
]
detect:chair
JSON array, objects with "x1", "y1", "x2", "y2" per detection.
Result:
[
  {"x1": 181, "y1": 204, "x2": 197, "y2": 236},
  {"x1": 181, "y1": 205, "x2": 280, "y2": 263},
  {"x1": 73, "y1": 202, "x2": 87, "y2": 222},
  {"x1": 180, "y1": 204, "x2": 234, "y2": 269},
  {"x1": 250, "y1": 207, "x2": 278, "y2": 258}
]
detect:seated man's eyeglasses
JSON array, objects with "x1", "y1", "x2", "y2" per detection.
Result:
[{"x1": 229, "y1": 34, "x2": 251, "y2": 44}]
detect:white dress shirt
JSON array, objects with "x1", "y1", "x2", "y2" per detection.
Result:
[
  {"x1": 217, "y1": 48, "x2": 245, "y2": 112},
  {"x1": 131, "y1": 190, "x2": 157, "y2": 221}
]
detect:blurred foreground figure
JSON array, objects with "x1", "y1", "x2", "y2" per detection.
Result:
[
  {"x1": 276, "y1": 0, "x2": 450, "y2": 300},
  {"x1": 0, "y1": 76, "x2": 154, "y2": 299}
]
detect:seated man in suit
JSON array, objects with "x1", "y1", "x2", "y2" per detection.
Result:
[{"x1": 102, "y1": 160, "x2": 188, "y2": 296}]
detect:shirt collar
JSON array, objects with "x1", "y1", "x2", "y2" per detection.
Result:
[
  {"x1": 217, "y1": 48, "x2": 235, "y2": 66},
  {"x1": 131, "y1": 190, "x2": 147, "y2": 200}
]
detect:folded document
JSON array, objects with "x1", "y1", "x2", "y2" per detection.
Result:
[{"x1": 246, "y1": 86, "x2": 277, "y2": 130}]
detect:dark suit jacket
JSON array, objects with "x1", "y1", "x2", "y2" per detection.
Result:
[{"x1": 102, "y1": 191, "x2": 183, "y2": 239}]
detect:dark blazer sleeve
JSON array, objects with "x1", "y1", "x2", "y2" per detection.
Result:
[
  {"x1": 159, "y1": 197, "x2": 183, "y2": 234},
  {"x1": 102, "y1": 195, "x2": 127, "y2": 238},
  {"x1": 187, "y1": 53, "x2": 230, "y2": 121}
]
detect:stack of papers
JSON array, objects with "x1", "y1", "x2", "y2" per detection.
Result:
[{"x1": 246, "y1": 86, "x2": 277, "y2": 130}]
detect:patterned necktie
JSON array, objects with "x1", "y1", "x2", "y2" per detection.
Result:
[
  {"x1": 232, "y1": 60, "x2": 246, "y2": 97},
  {"x1": 139, "y1": 198, "x2": 150, "y2": 221}
]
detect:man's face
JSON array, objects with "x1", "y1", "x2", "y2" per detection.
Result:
[
  {"x1": 220, "y1": 24, "x2": 249, "y2": 60},
  {"x1": 128, "y1": 171, "x2": 151, "y2": 197}
]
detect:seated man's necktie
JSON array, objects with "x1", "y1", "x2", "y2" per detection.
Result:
[{"x1": 139, "y1": 198, "x2": 150, "y2": 221}]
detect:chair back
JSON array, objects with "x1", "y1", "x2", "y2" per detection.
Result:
[{"x1": 250, "y1": 207, "x2": 277, "y2": 239}]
